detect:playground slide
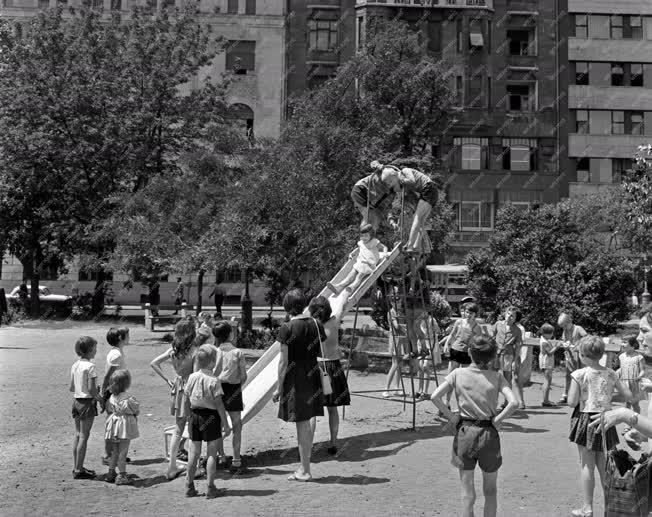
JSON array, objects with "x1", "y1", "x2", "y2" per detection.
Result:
[{"x1": 164, "y1": 244, "x2": 402, "y2": 448}]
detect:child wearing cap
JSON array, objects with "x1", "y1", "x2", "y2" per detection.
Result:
[
  {"x1": 327, "y1": 223, "x2": 388, "y2": 299},
  {"x1": 431, "y1": 336, "x2": 518, "y2": 517}
]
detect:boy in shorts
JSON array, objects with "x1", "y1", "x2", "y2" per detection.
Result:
[
  {"x1": 431, "y1": 336, "x2": 518, "y2": 517},
  {"x1": 184, "y1": 345, "x2": 231, "y2": 498},
  {"x1": 491, "y1": 307, "x2": 524, "y2": 409}
]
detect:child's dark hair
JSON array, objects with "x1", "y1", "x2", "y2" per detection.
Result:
[
  {"x1": 109, "y1": 369, "x2": 131, "y2": 395},
  {"x1": 196, "y1": 344, "x2": 217, "y2": 369},
  {"x1": 212, "y1": 321, "x2": 232, "y2": 343},
  {"x1": 309, "y1": 295, "x2": 332, "y2": 324},
  {"x1": 360, "y1": 223, "x2": 374, "y2": 235},
  {"x1": 578, "y1": 335, "x2": 605, "y2": 361},
  {"x1": 106, "y1": 326, "x2": 129, "y2": 347},
  {"x1": 539, "y1": 323, "x2": 554, "y2": 337},
  {"x1": 468, "y1": 336, "x2": 497, "y2": 369},
  {"x1": 624, "y1": 334, "x2": 640, "y2": 350},
  {"x1": 75, "y1": 336, "x2": 97, "y2": 357},
  {"x1": 172, "y1": 319, "x2": 196, "y2": 359},
  {"x1": 283, "y1": 288, "x2": 307, "y2": 316},
  {"x1": 465, "y1": 302, "x2": 478, "y2": 315}
]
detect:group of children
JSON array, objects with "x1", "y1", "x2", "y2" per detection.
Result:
[
  {"x1": 70, "y1": 327, "x2": 137, "y2": 484},
  {"x1": 429, "y1": 303, "x2": 650, "y2": 517},
  {"x1": 69, "y1": 314, "x2": 248, "y2": 498}
]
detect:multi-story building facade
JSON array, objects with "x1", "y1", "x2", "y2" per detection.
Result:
[
  {"x1": 285, "y1": 0, "x2": 356, "y2": 105},
  {"x1": 567, "y1": 0, "x2": 652, "y2": 197},
  {"x1": 0, "y1": 0, "x2": 285, "y2": 303},
  {"x1": 355, "y1": 0, "x2": 569, "y2": 262}
]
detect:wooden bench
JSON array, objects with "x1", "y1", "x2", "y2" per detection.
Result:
[{"x1": 141, "y1": 303, "x2": 188, "y2": 331}]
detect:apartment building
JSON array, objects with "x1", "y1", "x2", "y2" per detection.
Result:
[
  {"x1": 285, "y1": 0, "x2": 356, "y2": 104},
  {"x1": 567, "y1": 0, "x2": 652, "y2": 197},
  {"x1": 355, "y1": 0, "x2": 569, "y2": 263}
]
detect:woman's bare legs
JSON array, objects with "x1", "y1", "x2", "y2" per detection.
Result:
[{"x1": 167, "y1": 416, "x2": 186, "y2": 478}]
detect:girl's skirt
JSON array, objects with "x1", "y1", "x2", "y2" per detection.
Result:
[
  {"x1": 170, "y1": 376, "x2": 191, "y2": 418},
  {"x1": 627, "y1": 379, "x2": 647, "y2": 402},
  {"x1": 569, "y1": 406, "x2": 618, "y2": 452},
  {"x1": 322, "y1": 359, "x2": 351, "y2": 407}
]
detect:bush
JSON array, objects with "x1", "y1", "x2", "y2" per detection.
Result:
[{"x1": 236, "y1": 329, "x2": 277, "y2": 349}]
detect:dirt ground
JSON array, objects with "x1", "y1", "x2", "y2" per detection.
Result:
[{"x1": 0, "y1": 321, "x2": 638, "y2": 517}]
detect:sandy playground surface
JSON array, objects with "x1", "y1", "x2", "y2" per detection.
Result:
[{"x1": 0, "y1": 321, "x2": 639, "y2": 516}]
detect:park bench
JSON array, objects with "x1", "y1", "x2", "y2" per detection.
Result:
[{"x1": 142, "y1": 303, "x2": 189, "y2": 331}]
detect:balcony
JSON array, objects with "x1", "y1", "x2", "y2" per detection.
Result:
[
  {"x1": 569, "y1": 37, "x2": 652, "y2": 62},
  {"x1": 355, "y1": 0, "x2": 493, "y2": 8},
  {"x1": 569, "y1": 85, "x2": 652, "y2": 111},
  {"x1": 569, "y1": 133, "x2": 652, "y2": 159},
  {"x1": 569, "y1": 182, "x2": 617, "y2": 198}
]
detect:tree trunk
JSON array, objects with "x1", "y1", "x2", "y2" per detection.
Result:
[
  {"x1": 29, "y1": 250, "x2": 40, "y2": 318},
  {"x1": 91, "y1": 269, "x2": 106, "y2": 316},
  {"x1": 241, "y1": 268, "x2": 253, "y2": 332},
  {"x1": 196, "y1": 269, "x2": 204, "y2": 316}
]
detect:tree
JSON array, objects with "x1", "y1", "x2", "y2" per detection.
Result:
[
  {"x1": 0, "y1": 7, "x2": 228, "y2": 316},
  {"x1": 226, "y1": 18, "x2": 456, "y2": 298},
  {"x1": 466, "y1": 203, "x2": 637, "y2": 335},
  {"x1": 618, "y1": 144, "x2": 652, "y2": 258}
]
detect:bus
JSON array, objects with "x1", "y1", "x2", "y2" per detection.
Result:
[{"x1": 425, "y1": 264, "x2": 470, "y2": 309}]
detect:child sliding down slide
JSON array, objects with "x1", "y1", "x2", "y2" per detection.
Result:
[{"x1": 328, "y1": 223, "x2": 388, "y2": 299}]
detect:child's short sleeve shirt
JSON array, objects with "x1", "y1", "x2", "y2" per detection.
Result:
[
  {"x1": 71, "y1": 359, "x2": 97, "y2": 399},
  {"x1": 445, "y1": 365, "x2": 508, "y2": 420},
  {"x1": 106, "y1": 348, "x2": 125, "y2": 372},
  {"x1": 571, "y1": 367, "x2": 619, "y2": 412}
]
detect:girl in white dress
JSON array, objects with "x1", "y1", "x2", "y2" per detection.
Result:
[
  {"x1": 328, "y1": 223, "x2": 387, "y2": 298},
  {"x1": 105, "y1": 370, "x2": 139, "y2": 485},
  {"x1": 618, "y1": 334, "x2": 646, "y2": 414}
]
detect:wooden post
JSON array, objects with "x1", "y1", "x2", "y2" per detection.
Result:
[{"x1": 181, "y1": 303, "x2": 187, "y2": 318}]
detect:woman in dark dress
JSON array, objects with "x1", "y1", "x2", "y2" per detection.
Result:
[{"x1": 272, "y1": 289, "x2": 325, "y2": 481}]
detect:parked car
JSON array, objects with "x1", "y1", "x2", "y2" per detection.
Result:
[{"x1": 5, "y1": 285, "x2": 73, "y2": 316}]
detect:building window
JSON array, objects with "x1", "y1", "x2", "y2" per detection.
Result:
[
  {"x1": 309, "y1": 20, "x2": 338, "y2": 51},
  {"x1": 610, "y1": 15, "x2": 623, "y2": 38},
  {"x1": 427, "y1": 20, "x2": 441, "y2": 52},
  {"x1": 612, "y1": 158, "x2": 630, "y2": 182},
  {"x1": 244, "y1": 0, "x2": 255, "y2": 14},
  {"x1": 455, "y1": 137, "x2": 489, "y2": 170},
  {"x1": 357, "y1": 17, "x2": 364, "y2": 50},
  {"x1": 506, "y1": 83, "x2": 536, "y2": 112},
  {"x1": 455, "y1": 75, "x2": 463, "y2": 106},
  {"x1": 575, "y1": 14, "x2": 588, "y2": 38},
  {"x1": 460, "y1": 202, "x2": 493, "y2": 231},
  {"x1": 575, "y1": 62, "x2": 589, "y2": 85},
  {"x1": 611, "y1": 111, "x2": 624, "y2": 134},
  {"x1": 110, "y1": 0, "x2": 121, "y2": 9},
  {"x1": 469, "y1": 18, "x2": 484, "y2": 50},
  {"x1": 611, "y1": 64, "x2": 624, "y2": 86},
  {"x1": 486, "y1": 77, "x2": 492, "y2": 110},
  {"x1": 227, "y1": 0, "x2": 237, "y2": 14},
  {"x1": 227, "y1": 103, "x2": 255, "y2": 143},
  {"x1": 38, "y1": 0, "x2": 49, "y2": 8},
  {"x1": 502, "y1": 138, "x2": 538, "y2": 171},
  {"x1": 225, "y1": 40, "x2": 255, "y2": 74},
  {"x1": 630, "y1": 63, "x2": 644, "y2": 86},
  {"x1": 576, "y1": 110, "x2": 589, "y2": 134},
  {"x1": 457, "y1": 18, "x2": 464, "y2": 52},
  {"x1": 577, "y1": 158, "x2": 590, "y2": 182},
  {"x1": 629, "y1": 111, "x2": 644, "y2": 135},
  {"x1": 507, "y1": 28, "x2": 536, "y2": 56},
  {"x1": 627, "y1": 16, "x2": 643, "y2": 39}
]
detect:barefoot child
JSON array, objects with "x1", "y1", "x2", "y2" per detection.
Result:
[
  {"x1": 383, "y1": 301, "x2": 407, "y2": 398},
  {"x1": 70, "y1": 336, "x2": 102, "y2": 479},
  {"x1": 212, "y1": 321, "x2": 248, "y2": 473},
  {"x1": 538, "y1": 323, "x2": 559, "y2": 407},
  {"x1": 184, "y1": 345, "x2": 231, "y2": 498},
  {"x1": 150, "y1": 319, "x2": 200, "y2": 480},
  {"x1": 568, "y1": 336, "x2": 633, "y2": 517},
  {"x1": 104, "y1": 370, "x2": 139, "y2": 485},
  {"x1": 101, "y1": 327, "x2": 129, "y2": 465},
  {"x1": 328, "y1": 223, "x2": 388, "y2": 298},
  {"x1": 618, "y1": 334, "x2": 646, "y2": 414},
  {"x1": 491, "y1": 306, "x2": 524, "y2": 409},
  {"x1": 431, "y1": 336, "x2": 518, "y2": 517}
]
